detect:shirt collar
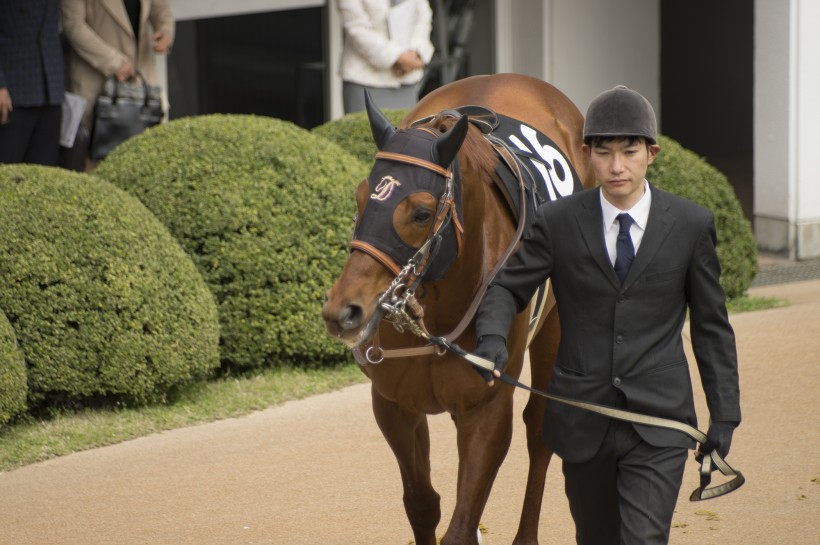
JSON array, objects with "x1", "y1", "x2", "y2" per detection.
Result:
[{"x1": 600, "y1": 181, "x2": 652, "y2": 231}]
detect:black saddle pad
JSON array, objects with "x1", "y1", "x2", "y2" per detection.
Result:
[{"x1": 489, "y1": 112, "x2": 584, "y2": 225}]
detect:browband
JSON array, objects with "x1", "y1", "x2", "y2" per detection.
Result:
[{"x1": 375, "y1": 151, "x2": 451, "y2": 178}]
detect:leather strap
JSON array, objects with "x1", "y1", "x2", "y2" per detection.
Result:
[
  {"x1": 375, "y1": 151, "x2": 451, "y2": 178},
  {"x1": 451, "y1": 346, "x2": 745, "y2": 501}
]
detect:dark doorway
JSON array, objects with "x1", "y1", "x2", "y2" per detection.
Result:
[
  {"x1": 660, "y1": 0, "x2": 754, "y2": 220},
  {"x1": 167, "y1": 7, "x2": 326, "y2": 129}
]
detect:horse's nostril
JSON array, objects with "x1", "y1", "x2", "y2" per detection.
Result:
[{"x1": 339, "y1": 304, "x2": 364, "y2": 330}]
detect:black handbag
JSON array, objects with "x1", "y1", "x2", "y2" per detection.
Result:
[{"x1": 90, "y1": 72, "x2": 163, "y2": 160}]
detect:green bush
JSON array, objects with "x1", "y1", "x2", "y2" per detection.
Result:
[
  {"x1": 312, "y1": 108, "x2": 408, "y2": 163},
  {"x1": 0, "y1": 165, "x2": 220, "y2": 407},
  {"x1": 649, "y1": 135, "x2": 757, "y2": 298},
  {"x1": 0, "y1": 310, "x2": 26, "y2": 425},
  {"x1": 95, "y1": 114, "x2": 370, "y2": 371}
]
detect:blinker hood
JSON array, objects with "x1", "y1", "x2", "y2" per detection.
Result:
[{"x1": 353, "y1": 127, "x2": 463, "y2": 282}]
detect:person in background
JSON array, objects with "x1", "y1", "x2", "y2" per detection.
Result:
[
  {"x1": 473, "y1": 86, "x2": 741, "y2": 545},
  {"x1": 0, "y1": 0, "x2": 65, "y2": 166},
  {"x1": 60, "y1": 0, "x2": 174, "y2": 169},
  {"x1": 338, "y1": 0, "x2": 434, "y2": 114}
]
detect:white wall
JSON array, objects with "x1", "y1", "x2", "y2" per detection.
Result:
[
  {"x1": 543, "y1": 0, "x2": 660, "y2": 120},
  {"x1": 755, "y1": 0, "x2": 820, "y2": 258},
  {"x1": 794, "y1": 0, "x2": 820, "y2": 257}
]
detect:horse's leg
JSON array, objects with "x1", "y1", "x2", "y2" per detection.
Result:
[
  {"x1": 371, "y1": 388, "x2": 441, "y2": 545},
  {"x1": 440, "y1": 389, "x2": 515, "y2": 545},
  {"x1": 513, "y1": 306, "x2": 559, "y2": 545}
]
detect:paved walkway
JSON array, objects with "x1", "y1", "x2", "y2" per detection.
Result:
[{"x1": 1, "y1": 279, "x2": 818, "y2": 544}]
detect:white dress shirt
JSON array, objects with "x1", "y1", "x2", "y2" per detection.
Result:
[{"x1": 600, "y1": 181, "x2": 652, "y2": 267}]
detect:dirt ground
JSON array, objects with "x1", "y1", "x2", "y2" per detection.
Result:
[{"x1": 0, "y1": 280, "x2": 818, "y2": 545}]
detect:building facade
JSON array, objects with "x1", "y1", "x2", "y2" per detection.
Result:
[{"x1": 164, "y1": 0, "x2": 820, "y2": 260}]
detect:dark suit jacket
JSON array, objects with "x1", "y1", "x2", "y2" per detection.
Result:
[
  {"x1": 476, "y1": 184, "x2": 741, "y2": 463},
  {"x1": 0, "y1": 0, "x2": 64, "y2": 107}
]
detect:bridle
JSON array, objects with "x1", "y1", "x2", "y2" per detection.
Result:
[
  {"x1": 348, "y1": 138, "x2": 464, "y2": 362},
  {"x1": 349, "y1": 120, "x2": 528, "y2": 364}
]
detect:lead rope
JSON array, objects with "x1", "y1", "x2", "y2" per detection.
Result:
[{"x1": 428, "y1": 336, "x2": 744, "y2": 501}]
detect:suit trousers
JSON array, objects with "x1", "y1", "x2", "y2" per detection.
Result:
[
  {"x1": 562, "y1": 419, "x2": 687, "y2": 545},
  {"x1": 0, "y1": 105, "x2": 61, "y2": 166}
]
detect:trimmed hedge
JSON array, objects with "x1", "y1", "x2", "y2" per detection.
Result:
[
  {"x1": 96, "y1": 114, "x2": 370, "y2": 371},
  {"x1": 315, "y1": 114, "x2": 756, "y2": 298},
  {"x1": 311, "y1": 108, "x2": 409, "y2": 164},
  {"x1": 0, "y1": 165, "x2": 220, "y2": 407},
  {"x1": 649, "y1": 135, "x2": 757, "y2": 298},
  {"x1": 0, "y1": 310, "x2": 26, "y2": 425}
]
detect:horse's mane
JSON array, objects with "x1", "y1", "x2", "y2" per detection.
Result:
[{"x1": 416, "y1": 115, "x2": 499, "y2": 181}]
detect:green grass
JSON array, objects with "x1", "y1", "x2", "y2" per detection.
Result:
[
  {"x1": 0, "y1": 295, "x2": 788, "y2": 473},
  {"x1": 0, "y1": 364, "x2": 367, "y2": 472},
  {"x1": 726, "y1": 294, "x2": 789, "y2": 313}
]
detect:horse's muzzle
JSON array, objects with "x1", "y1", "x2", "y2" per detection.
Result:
[{"x1": 322, "y1": 293, "x2": 385, "y2": 349}]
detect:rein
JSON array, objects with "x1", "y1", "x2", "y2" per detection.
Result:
[{"x1": 437, "y1": 338, "x2": 746, "y2": 502}]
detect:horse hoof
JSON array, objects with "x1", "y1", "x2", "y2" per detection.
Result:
[{"x1": 477, "y1": 527, "x2": 485, "y2": 545}]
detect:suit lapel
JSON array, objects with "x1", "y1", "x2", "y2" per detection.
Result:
[
  {"x1": 623, "y1": 184, "x2": 676, "y2": 288},
  {"x1": 101, "y1": 0, "x2": 135, "y2": 37},
  {"x1": 574, "y1": 188, "x2": 621, "y2": 290}
]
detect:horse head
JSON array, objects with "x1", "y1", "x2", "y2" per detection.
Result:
[{"x1": 322, "y1": 93, "x2": 475, "y2": 348}]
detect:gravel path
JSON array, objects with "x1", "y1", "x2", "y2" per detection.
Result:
[{"x1": 0, "y1": 280, "x2": 818, "y2": 545}]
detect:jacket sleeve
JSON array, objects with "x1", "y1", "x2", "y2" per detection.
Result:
[
  {"x1": 61, "y1": 0, "x2": 126, "y2": 77},
  {"x1": 686, "y1": 212, "x2": 742, "y2": 424},
  {"x1": 148, "y1": 0, "x2": 175, "y2": 43},
  {"x1": 476, "y1": 205, "x2": 555, "y2": 340}
]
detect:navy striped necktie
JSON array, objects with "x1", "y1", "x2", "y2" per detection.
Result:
[{"x1": 614, "y1": 213, "x2": 635, "y2": 285}]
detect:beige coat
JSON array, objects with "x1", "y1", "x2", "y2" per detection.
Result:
[{"x1": 61, "y1": 0, "x2": 175, "y2": 126}]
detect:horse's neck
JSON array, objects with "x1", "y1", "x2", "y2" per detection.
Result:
[{"x1": 420, "y1": 169, "x2": 512, "y2": 335}]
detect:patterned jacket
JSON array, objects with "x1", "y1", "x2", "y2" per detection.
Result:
[{"x1": 0, "y1": 0, "x2": 65, "y2": 107}]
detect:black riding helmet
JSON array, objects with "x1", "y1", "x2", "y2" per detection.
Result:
[{"x1": 583, "y1": 85, "x2": 657, "y2": 144}]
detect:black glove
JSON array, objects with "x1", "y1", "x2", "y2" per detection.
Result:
[
  {"x1": 697, "y1": 421, "x2": 738, "y2": 464},
  {"x1": 473, "y1": 334, "x2": 508, "y2": 384}
]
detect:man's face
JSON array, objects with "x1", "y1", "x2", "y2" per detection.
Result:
[{"x1": 583, "y1": 138, "x2": 660, "y2": 210}]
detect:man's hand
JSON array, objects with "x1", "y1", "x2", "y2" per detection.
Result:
[
  {"x1": 473, "y1": 334, "x2": 508, "y2": 386},
  {"x1": 0, "y1": 87, "x2": 12, "y2": 125},
  {"x1": 152, "y1": 30, "x2": 172, "y2": 54},
  {"x1": 697, "y1": 421, "x2": 738, "y2": 466}
]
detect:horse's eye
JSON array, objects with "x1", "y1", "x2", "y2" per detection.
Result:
[{"x1": 413, "y1": 208, "x2": 434, "y2": 225}]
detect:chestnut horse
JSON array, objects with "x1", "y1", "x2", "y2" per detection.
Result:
[{"x1": 322, "y1": 74, "x2": 594, "y2": 545}]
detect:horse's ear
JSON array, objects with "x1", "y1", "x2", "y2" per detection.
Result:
[
  {"x1": 433, "y1": 115, "x2": 469, "y2": 167},
  {"x1": 365, "y1": 90, "x2": 396, "y2": 150}
]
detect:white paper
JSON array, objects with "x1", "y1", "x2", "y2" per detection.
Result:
[
  {"x1": 60, "y1": 92, "x2": 87, "y2": 148},
  {"x1": 387, "y1": 0, "x2": 417, "y2": 50}
]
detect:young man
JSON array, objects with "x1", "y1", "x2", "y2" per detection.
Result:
[{"x1": 473, "y1": 86, "x2": 741, "y2": 545}]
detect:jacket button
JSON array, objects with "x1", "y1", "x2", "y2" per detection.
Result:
[
  {"x1": 615, "y1": 335, "x2": 624, "y2": 344},
  {"x1": 617, "y1": 296, "x2": 625, "y2": 303},
  {"x1": 613, "y1": 377, "x2": 622, "y2": 386}
]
